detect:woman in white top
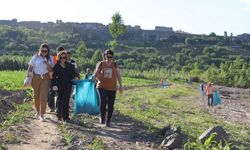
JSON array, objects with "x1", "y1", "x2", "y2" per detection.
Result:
[{"x1": 27, "y1": 43, "x2": 54, "y2": 121}]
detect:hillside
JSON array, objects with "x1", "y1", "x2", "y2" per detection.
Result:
[{"x1": 0, "y1": 19, "x2": 250, "y2": 56}]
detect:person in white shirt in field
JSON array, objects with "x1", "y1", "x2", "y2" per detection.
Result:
[{"x1": 26, "y1": 43, "x2": 54, "y2": 121}]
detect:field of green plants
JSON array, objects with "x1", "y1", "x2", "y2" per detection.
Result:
[
  {"x1": 0, "y1": 71, "x2": 26, "y2": 90},
  {"x1": 0, "y1": 71, "x2": 158, "y2": 89}
]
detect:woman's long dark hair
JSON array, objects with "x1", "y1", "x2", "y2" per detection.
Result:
[
  {"x1": 39, "y1": 43, "x2": 51, "y2": 61},
  {"x1": 56, "y1": 51, "x2": 68, "y2": 64}
]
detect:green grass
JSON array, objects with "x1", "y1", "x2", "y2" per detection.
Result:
[
  {"x1": 116, "y1": 85, "x2": 250, "y2": 148},
  {"x1": 0, "y1": 71, "x2": 26, "y2": 90},
  {"x1": 0, "y1": 71, "x2": 33, "y2": 144},
  {"x1": 84, "y1": 136, "x2": 105, "y2": 150},
  {"x1": 0, "y1": 144, "x2": 7, "y2": 150},
  {"x1": 4, "y1": 131, "x2": 21, "y2": 144},
  {"x1": 90, "y1": 137, "x2": 105, "y2": 150},
  {"x1": 0, "y1": 71, "x2": 156, "y2": 90},
  {"x1": 0, "y1": 102, "x2": 33, "y2": 145},
  {"x1": 123, "y1": 77, "x2": 157, "y2": 87},
  {"x1": 59, "y1": 124, "x2": 74, "y2": 145},
  {"x1": 1, "y1": 102, "x2": 33, "y2": 129}
]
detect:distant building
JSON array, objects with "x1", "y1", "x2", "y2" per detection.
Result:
[
  {"x1": 0, "y1": 19, "x2": 17, "y2": 26},
  {"x1": 155, "y1": 26, "x2": 173, "y2": 32},
  {"x1": 175, "y1": 30, "x2": 189, "y2": 34}
]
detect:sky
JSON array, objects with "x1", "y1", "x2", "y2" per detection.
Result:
[{"x1": 1, "y1": 0, "x2": 250, "y2": 35}]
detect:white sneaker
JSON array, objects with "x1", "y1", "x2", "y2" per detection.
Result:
[
  {"x1": 34, "y1": 113, "x2": 40, "y2": 119},
  {"x1": 39, "y1": 115, "x2": 45, "y2": 122}
]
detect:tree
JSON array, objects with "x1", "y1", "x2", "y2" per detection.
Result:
[
  {"x1": 108, "y1": 12, "x2": 126, "y2": 50},
  {"x1": 209, "y1": 32, "x2": 216, "y2": 37},
  {"x1": 76, "y1": 42, "x2": 87, "y2": 58},
  {"x1": 76, "y1": 42, "x2": 94, "y2": 59},
  {"x1": 107, "y1": 40, "x2": 118, "y2": 51},
  {"x1": 91, "y1": 49, "x2": 103, "y2": 63}
]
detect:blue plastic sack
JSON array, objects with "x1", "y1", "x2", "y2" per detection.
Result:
[
  {"x1": 213, "y1": 91, "x2": 221, "y2": 106},
  {"x1": 85, "y1": 74, "x2": 93, "y2": 80},
  {"x1": 72, "y1": 85, "x2": 76, "y2": 95},
  {"x1": 73, "y1": 79, "x2": 99, "y2": 115},
  {"x1": 162, "y1": 81, "x2": 169, "y2": 88}
]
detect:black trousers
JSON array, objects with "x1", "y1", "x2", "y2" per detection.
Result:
[
  {"x1": 57, "y1": 86, "x2": 72, "y2": 120},
  {"x1": 97, "y1": 88, "x2": 116, "y2": 123},
  {"x1": 208, "y1": 94, "x2": 214, "y2": 106}
]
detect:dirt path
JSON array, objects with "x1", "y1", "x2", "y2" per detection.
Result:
[
  {"x1": 6, "y1": 111, "x2": 160, "y2": 150},
  {"x1": 4, "y1": 98, "x2": 161, "y2": 150},
  {"x1": 67, "y1": 111, "x2": 161, "y2": 150},
  {"x1": 7, "y1": 112, "x2": 64, "y2": 150}
]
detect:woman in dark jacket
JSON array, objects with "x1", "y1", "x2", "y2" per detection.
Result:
[{"x1": 52, "y1": 51, "x2": 78, "y2": 122}]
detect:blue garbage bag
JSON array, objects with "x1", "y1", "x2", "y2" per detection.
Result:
[
  {"x1": 162, "y1": 81, "x2": 169, "y2": 88},
  {"x1": 73, "y1": 79, "x2": 99, "y2": 115},
  {"x1": 86, "y1": 74, "x2": 93, "y2": 80},
  {"x1": 72, "y1": 85, "x2": 76, "y2": 95},
  {"x1": 213, "y1": 91, "x2": 221, "y2": 106}
]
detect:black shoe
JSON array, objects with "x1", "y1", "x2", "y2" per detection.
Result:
[
  {"x1": 64, "y1": 119, "x2": 71, "y2": 123},
  {"x1": 57, "y1": 117, "x2": 62, "y2": 121},
  {"x1": 106, "y1": 121, "x2": 111, "y2": 127}
]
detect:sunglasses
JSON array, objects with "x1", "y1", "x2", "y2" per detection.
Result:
[
  {"x1": 41, "y1": 50, "x2": 48, "y2": 53},
  {"x1": 60, "y1": 56, "x2": 67, "y2": 60}
]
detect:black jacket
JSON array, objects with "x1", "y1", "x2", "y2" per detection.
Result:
[{"x1": 52, "y1": 62, "x2": 77, "y2": 88}]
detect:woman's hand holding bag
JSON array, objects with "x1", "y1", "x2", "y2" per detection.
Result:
[{"x1": 23, "y1": 72, "x2": 33, "y2": 88}]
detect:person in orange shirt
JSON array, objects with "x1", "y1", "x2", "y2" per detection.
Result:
[
  {"x1": 93, "y1": 49, "x2": 123, "y2": 127},
  {"x1": 205, "y1": 82, "x2": 214, "y2": 107},
  {"x1": 160, "y1": 79, "x2": 164, "y2": 87}
]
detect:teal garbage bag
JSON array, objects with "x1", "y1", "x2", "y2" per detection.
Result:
[
  {"x1": 85, "y1": 74, "x2": 93, "y2": 80},
  {"x1": 213, "y1": 91, "x2": 221, "y2": 106},
  {"x1": 72, "y1": 85, "x2": 76, "y2": 95},
  {"x1": 73, "y1": 79, "x2": 99, "y2": 115},
  {"x1": 162, "y1": 81, "x2": 169, "y2": 88}
]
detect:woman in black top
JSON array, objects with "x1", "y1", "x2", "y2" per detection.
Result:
[{"x1": 52, "y1": 51, "x2": 78, "y2": 122}]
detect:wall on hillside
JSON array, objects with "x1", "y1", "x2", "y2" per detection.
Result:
[{"x1": 0, "y1": 19, "x2": 176, "y2": 42}]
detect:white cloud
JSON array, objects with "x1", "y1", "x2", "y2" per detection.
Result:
[{"x1": 240, "y1": 0, "x2": 250, "y2": 3}]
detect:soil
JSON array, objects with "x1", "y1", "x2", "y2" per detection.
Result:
[
  {"x1": 7, "y1": 113, "x2": 64, "y2": 150},
  {"x1": 0, "y1": 84, "x2": 249, "y2": 149}
]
